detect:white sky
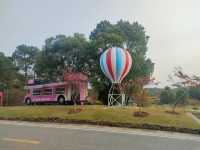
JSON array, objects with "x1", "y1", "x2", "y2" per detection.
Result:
[{"x1": 0, "y1": 0, "x2": 200, "y2": 87}]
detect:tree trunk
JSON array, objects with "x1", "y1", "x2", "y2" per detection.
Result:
[{"x1": 172, "y1": 100, "x2": 178, "y2": 113}]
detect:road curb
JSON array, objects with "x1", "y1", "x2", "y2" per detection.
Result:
[{"x1": 0, "y1": 117, "x2": 199, "y2": 135}]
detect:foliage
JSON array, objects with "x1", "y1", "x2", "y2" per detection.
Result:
[
  {"x1": 12, "y1": 44, "x2": 39, "y2": 78},
  {"x1": 160, "y1": 87, "x2": 176, "y2": 104},
  {"x1": 0, "y1": 52, "x2": 24, "y2": 89},
  {"x1": 189, "y1": 87, "x2": 200, "y2": 100},
  {"x1": 172, "y1": 88, "x2": 188, "y2": 112},
  {"x1": 134, "y1": 88, "x2": 149, "y2": 107},
  {"x1": 175, "y1": 88, "x2": 188, "y2": 104},
  {"x1": 160, "y1": 86, "x2": 188, "y2": 112},
  {"x1": 169, "y1": 67, "x2": 200, "y2": 87},
  {"x1": 168, "y1": 67, "x2": 199, "y2": 112},
  {"x1": 34, "y1": 33, "x2": 89, "y2": 81},
  {"x1": 88, "y1": 20, "x2": 154, "y2": 103},
  {"x1": 5, "y1": 88, "x2": 26, "y2": 106},
  {"x1": 0, "y1": 52, "x2": 25, "y2": 105},
  {"x1": 146, "y1": 88, "x2": 162, "y2": 97},
  {"x1": 124, "y1": 76, "x2": 156, "y2": 106}
]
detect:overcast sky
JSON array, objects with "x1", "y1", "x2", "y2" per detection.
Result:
[{"x1": 0, "y1": 0, "x2": 200, "y2": 87}]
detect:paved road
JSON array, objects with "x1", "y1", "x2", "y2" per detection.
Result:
[{"x1": 0, "y1": 120, "x2": 200, "y2": 150}]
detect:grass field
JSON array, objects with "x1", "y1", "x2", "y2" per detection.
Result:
[{"x1": 0, "y1": 105, "x2": 199, "y2": 131}]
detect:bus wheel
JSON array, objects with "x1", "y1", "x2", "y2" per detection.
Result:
[
  {"x1": 26, "y1": 98, "x2": 32, "y2": 105},
  {"x1": 58, "y1": 96, "x2": 65, "y2": 105}
]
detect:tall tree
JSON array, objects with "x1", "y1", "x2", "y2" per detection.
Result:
[
  {"x1": 34, "y1": 33, "x2": 89, "y2": 81},
  {"x1": 12, "y1": 44, "x2": 39, "y2": 79},
  {"x1": 0, "y1": 52, "x2": 25, "y2": 105},
  {"x1": 0, "y1": 52, "x2": 18, "y2": 87},
  {"x1": 87, "y1": 20, "x2": 154, "y2": 104}
]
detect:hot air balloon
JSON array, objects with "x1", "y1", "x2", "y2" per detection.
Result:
[
  {"x1": 99, "y1": 47, "x2": 132, "y2": 106},
  {"x1": 100, "y1": 47, "x2": 132, "y2": 83}
]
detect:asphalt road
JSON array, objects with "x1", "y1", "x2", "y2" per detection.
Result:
[{"x1": 0, "y1": 120, "x2": 200, "y2": 150}]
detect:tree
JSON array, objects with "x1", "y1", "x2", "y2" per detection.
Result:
[
  {"x1": 0, "y1": 52, "x2": 25, "y2": 105},
  {"x1": 123, "y1": 76, "x2": 156, "y2": 105},
  {"x1": 173, "y1": 88, "x2": 188, "y2": 112},
  {"x1": 127, "y1": 76, "x2": 157, "y2": 117},
  {"x1": 160, "y1": 87, "x2": 176, "y2": 104},
  {"x1": 0, "y1": 52, "x2": 19, "y2": 87},
  {"x1": 116, "y1": 20, "x2": 149, "y2": 53},
  {"x1": 34, "y1": 33, "x2": 89, "y2": 81},
  {"x1": 146, "y1": 88, "x2": 162, "y2": 97},
  {"x1": 168, "y1": 67, "x2": 200, "y2": 87},
  {"x1": 189, "y1": 87, "x2": 200, "y2": 100},
  {"x1": 88, "y1": 20, "x2": 154, "y2": 104},
  {"x1": 12, "y1": 44, "x2": 39, "y2": 79},
  {"x1": 168, "y1": 67, "x2": 191, "y2": 112}
]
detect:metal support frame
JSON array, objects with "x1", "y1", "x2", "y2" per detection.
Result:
[{"x1": 108, "y1": 83, "x2": 125, "y2": 106}]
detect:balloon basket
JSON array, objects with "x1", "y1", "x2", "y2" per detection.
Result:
[{"x1": 108, "y1": 83, "x2": 125, "y2": 106}]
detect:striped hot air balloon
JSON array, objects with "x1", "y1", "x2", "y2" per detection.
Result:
[{"x1": 100, "y1": 47, "x2": 132, "y2": 83}]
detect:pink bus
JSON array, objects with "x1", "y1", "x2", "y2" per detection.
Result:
[{"x1": 24, "y1": 73, "x2": 88, "y2": 105}]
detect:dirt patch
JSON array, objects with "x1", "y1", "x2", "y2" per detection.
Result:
[
  {"x1": 165, "y1": 110, "x2": 180, "y2": 115},
  {"x1": 133, "y1": 111, "x2": 149, "y2": 117},
  {"x1": 68, "y1": 108, "x2": 82, "y2": 114}
]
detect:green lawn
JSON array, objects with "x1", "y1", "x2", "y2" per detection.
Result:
[{"x1": 0, "y1": 105, "x2": 199, "y2": 130}]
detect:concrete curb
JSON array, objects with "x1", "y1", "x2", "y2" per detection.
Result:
[{"x1": 0, "y1": 117, "x2": 199, "y2": 135}]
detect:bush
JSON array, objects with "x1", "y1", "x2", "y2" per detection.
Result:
[
  {"x1": 172, "y1": 88, "x2": 188, "y2": 112},
  {"x1": 7, "y1": 87, "x2": 25, "y2": 106},
  {"x1": 160, "y1": 87, "x2": 175, "y2": 104},
  {"x1": 189, "y1": 87, "x2": 200, "y2": 100},
  {"x1": 175, "y1": 88, "x2": 188, "y2": 105}
]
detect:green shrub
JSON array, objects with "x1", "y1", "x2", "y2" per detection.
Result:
[
  {"x1": 189, "y1": 87, "x2": 200, "y2": 100},
  {"x1": 160, "y1": 87, "x2": 175, "y2": 104}
]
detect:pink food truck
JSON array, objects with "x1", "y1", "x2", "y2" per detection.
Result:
[{"x1": 24, "y1": 72, "x2": 88, "y2": 105}]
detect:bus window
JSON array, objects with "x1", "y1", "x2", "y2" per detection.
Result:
[
  {"x1": 44, "y1": 89, "x2": 53, "y2": 95},
  {"x1": 55, "y1": 87, "x2": 65, "y2": 94},
  {"x1": 32, "y1": 89, "x2": 41, "y2": 96}
]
